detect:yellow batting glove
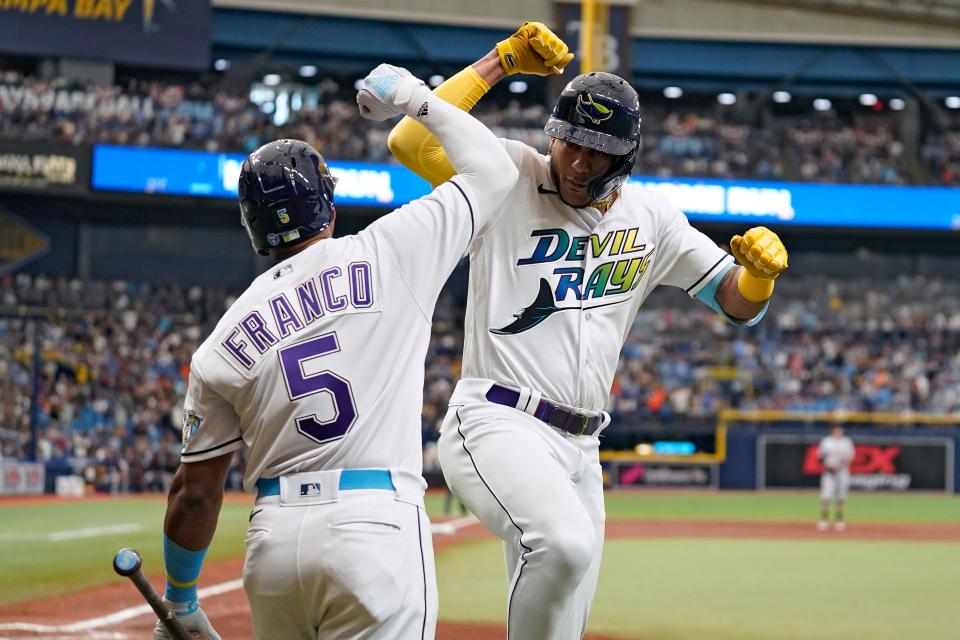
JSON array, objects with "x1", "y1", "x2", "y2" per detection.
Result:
[
  {"x1": 729, "y1": 227, "x2": 788, "y2": 302},
  {"x1": 496, "y1": 21, "x2": 574, "y2": 76}
]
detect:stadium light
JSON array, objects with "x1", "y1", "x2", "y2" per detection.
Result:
[
  {"x1": 889, "y1": 98, "x2": 906, "y2": 111},
  {"x1": 213, "y1": 58, "x2": 230, "y2": 72},
  {"x1": 663, "y1": 86, "x2": 683, "y2": 99},
  {"x1": 717, "y1": 93, "x2": 736, "y2": 105},
  {"x1": 299, "y1": 65, "x2": 318, "y2": 78},
  {"x1": 263, "y1": 74, "x2": 281, "y2": 87},
  {"x1": 509, "y1": 81, "x2": 528, "y2": 94},
  {"x1": 772, "y1": 91, "x2": 791, "y2": 104},
  {"x1": 859, "y1": 93, "x2": 878, "y2": 106},
  {"x1": 813, "y1": 98, "x2": 832, "y2": 111},
  {"x1": 429, "y1": 75, "x2": 445, "y2": 87},
  {"x1": 946, "y1": 96, "x2": 960, "y2": 109}
]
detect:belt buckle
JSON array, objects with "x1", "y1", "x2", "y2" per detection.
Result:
[{"x1": 573, "y1": 413, "x2": 589, "y2": 436}]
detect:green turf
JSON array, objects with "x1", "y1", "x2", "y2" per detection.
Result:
[
  {"x1": 0, "y1": 497, "x2": 251, "y2": 606},
  {"x1": 436, "y1": 537, "x2": 959, "y2": 640},
  {"x1": 0, "y1": 492, "x2": 458, "y2": 607},
  {"x1": 0, "y1": 492, "x2": 960, "y2": 640},
  {"x1": 602, "y1": 491, "x2": 960, "y2": 523}
]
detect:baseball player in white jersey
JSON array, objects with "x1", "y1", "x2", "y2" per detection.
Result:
[
  {"x1": 388, "y1": 23, "x2": 790, "y2": 639},
  {"x1": 151, "y1": 64, "x2": 518, "y2": 640},
  {"x1": 817, "y1": 424, "x2": 856, "y2": 532}
]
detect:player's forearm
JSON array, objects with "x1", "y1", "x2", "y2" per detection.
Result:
[
  {"x1": 388, "y1": 64, "x2": 494, "y2": 187},
  {"x1": 471, "y1": 49, "x2": 507, "y2": 87},
  {"x1": 163, "y1": 466, "x2": 223, "y2": 551},
  {"x1": 406, "y1": 84, "x2": 518, "y2": 202},
  {"x1": 715, "y1": 266, "x2": 768, "y2": 321}
]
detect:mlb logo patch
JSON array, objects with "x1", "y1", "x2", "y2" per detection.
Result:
[{"x1": 300, "y1": 482, "x2": 323, "y2": 497}]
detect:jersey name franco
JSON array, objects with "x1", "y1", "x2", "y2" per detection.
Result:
[
  {"x1": 460, "y1": 139, "x2": 733, "y2": 411},
  {"x1": 218, "y1": 261, "x2": 376, "y2": 371},
  {"x1": 178, "y1": 181, "x2": 482, "y2": 492}
]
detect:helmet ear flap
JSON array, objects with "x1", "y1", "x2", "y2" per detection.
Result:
[{"x1": 586, "y1": 147, "x2": 637, "y2": 202}]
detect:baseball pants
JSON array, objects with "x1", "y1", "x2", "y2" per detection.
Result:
[
  {"x1": 242, "y1": 469, "x2": 437, "y2": 639},
  {"x1": 438, "y1": 401, "x2": 605, "y2": 640},
  {"x1": 820, "y1": 468, "x2": 850, "y2": 502}
]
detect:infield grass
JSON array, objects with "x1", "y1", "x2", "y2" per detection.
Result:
[
  {"x1": 437, "y1": 537, "x2": 959, "y2": 640},
  {"x1": 1, "y1": 489, "x2": 957, "y2": 627},
  {"x1": 0, "y1": 497, "x2": 250, "y2": 606},
  {"x1": 603, "y1": 490, "x2": 960, "y2": 523}
]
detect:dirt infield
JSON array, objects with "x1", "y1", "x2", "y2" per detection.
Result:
[{"x1": 1, "y1": 518, "x2": 957, "y2": 639}]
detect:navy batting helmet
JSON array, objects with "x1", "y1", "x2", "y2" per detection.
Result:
[
  {"x1": 544, "y1": 72, "x2": 641, "y2": 202},
  {"x1": 238, "y1": 139, "x2": 337, "y2": 256}
]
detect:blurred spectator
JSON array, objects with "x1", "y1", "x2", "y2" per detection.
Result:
[
  {"x1": 3, "y1": 267, "x2": 960, "y2": 488},
  {"x1": 3, "y1": 69, "x2": 949, "y2": 186},
  {"x1": 785, "y1": 115, "x2": 907, "y2": 184}
]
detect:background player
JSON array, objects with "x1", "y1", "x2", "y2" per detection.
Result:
[
  {"x1": 388, "y1": 22, "x2": 789, "y2": 640},
  {"x1": 151, "y1": 64, "x2": 518, "y2": 639},
  {"x1": 818, "y1": 423, "x2": 856, "y2": 532}
]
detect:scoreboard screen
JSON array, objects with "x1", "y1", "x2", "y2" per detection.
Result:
[{"x1": 600, "y1": 425, "x2": 725, "y2": 463}]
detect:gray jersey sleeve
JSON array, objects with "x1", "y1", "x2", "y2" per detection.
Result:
[{"x1": 179, "y1": 358, "x2": 243, "y2": 463}]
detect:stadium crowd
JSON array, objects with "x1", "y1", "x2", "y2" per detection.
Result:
[
  {"x1": 3, "y1": 268, "x2": 960, "y2": 491},
  {"x1": 0, "y1": 69, "x2": 954, "y2": 185}
]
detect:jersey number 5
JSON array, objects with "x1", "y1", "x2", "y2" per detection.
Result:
[{"x1": 278, "y1": 332, "x2": 358, "y2": 445}]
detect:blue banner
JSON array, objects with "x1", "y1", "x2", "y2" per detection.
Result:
[
  {"x1": 91, "y1": 145, "x2": 960, "y2": 229},
  {"x1": 92, "y1": 145, "x2": 430, "y2": 208},
  {"x1": 632, "y1": 176, "x2": 960, "y2": 230}
]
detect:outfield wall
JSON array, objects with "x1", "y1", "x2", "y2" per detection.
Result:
[{"x1": 719, "y1": 427, "x2": 960, "y2": 494}]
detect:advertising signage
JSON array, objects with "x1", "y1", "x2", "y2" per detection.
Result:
[
  {"x1": 91, "y1": 145, "x2": 960, "y2": 229},
  {"x1": 759, "y1": 435, "x2": 953, "y2": 492},
  {"x1": 0, "y1": 1, "x2": 210, "y2": 69},
  {"x1": 0, "y1": 142, "x2": 89, "y2": 196}
]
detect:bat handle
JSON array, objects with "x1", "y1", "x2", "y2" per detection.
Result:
[
  {"x1": 551, "y1": 66, "x2": 563, "y2": 74},
  {"x1": 113, "y1": 548, "x2": 193, "y2": 640},
  {"x1": 130, "y1": 571, "x2": 193, "y2": 640}
]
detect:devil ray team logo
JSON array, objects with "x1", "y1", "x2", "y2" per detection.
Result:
[
  {"x1": 492, "y1": 227, "x2": 654, "y2": 335},
  {"x1": 575, "y1": 94, "x2": 613, "y2": 125},
  {"x1": 181, "y1": 410, "x2": 203, "y2": 444}
]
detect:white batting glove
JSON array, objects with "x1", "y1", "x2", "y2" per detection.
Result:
[
  {"x1": 152, "y1": 599, "x2": 221, "y2": 640},
  {"x1": 356, "y1": 63, "x2": 428, "y2": 121}
]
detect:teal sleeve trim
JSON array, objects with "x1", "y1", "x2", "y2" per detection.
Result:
[{"x1": 693, "y1": 263, "x2": 768, "y2": 327}]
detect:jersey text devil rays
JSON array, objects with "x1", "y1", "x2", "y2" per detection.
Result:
[{"x1": 492, "y1": 227, "x2": 653, "y2": 334}]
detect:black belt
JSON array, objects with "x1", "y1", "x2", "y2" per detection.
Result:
[{"x1": 484, "y1": 384, "x2": 602, "y2": 437}]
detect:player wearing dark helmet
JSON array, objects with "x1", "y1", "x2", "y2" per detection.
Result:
[
  {"x1": 152, "y1": 64, "x2": 518, "y2": 640},
  {"x1": 238, "y1": 139, "x2": 338, "y2": 258},
  {"x1": 544, "y1": 71, "x2": 641, "y2": 206},
  {"x1": 389, "y1": 22, "x2": 789, "y2": 640}
]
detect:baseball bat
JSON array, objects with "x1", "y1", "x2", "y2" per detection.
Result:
[{"x1": 113, "y1": 547, "x2": 192, "y2": 640}]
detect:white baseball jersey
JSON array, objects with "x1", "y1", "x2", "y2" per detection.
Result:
[
  {"x1": 818, "y1": 435, "x2": 855, "y2": 470},
  {"x1": 458, "y1": 139, "x2": 732, "y2": 411},
  {"x1": 179, "y1": 179, "x2": 490, "y2": 491}
]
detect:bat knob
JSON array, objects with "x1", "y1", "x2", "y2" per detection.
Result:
[{"x1": 113, "y1": 547, "x2": 143, "y2": 576}]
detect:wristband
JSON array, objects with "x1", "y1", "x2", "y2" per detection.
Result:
[{"x1": 163, "y1": 535, "x2": 208, "y2": 605}]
